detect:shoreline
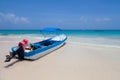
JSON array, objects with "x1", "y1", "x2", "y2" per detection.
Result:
[
  {"x1": 0, "y1": 35, "x2": 120, "y2": 48},
  {"x1": 68, "y1": 41, "x2": 120, "y2": 49}
]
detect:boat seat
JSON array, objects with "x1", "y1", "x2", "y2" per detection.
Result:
[
  {"x1": 31, "y1": 43, "x2": 41, "y2": 50},
  {"x1": 41, "y1": 40, "x2": 54, "y2": 46}
]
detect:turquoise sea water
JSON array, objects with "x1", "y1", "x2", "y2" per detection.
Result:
[{"x1": 0, "y1": 30, "x2": 120, "y2": 47}]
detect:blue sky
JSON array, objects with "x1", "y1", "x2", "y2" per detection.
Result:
[{"x1": 0, "y1": 0, "x2": 120, "y2": 29}]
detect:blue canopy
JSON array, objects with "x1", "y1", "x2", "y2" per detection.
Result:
[{"x1": 42, "y1": 27, "x2": 61, "y2": 32}]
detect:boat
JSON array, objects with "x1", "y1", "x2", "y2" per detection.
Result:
[{"x1": 11, "y1": 28, "x2": 67, "y2": 60}]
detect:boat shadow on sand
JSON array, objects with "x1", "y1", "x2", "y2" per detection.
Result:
[{"x1": 4, "y1": 43, "x2": 66, "y2": 68}]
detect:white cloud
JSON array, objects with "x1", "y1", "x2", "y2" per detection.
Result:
[
  {"x1": 78, "y1": 16, "x2": 112, "y2": 26},
  {"x1": 79, "y1": 16, "x2": 88, "y2": 23},
  {"x1": 95, "y1": 17, "x2": 112, "y2": 22},
  {"x1": 0, "y1": 12, "x2": 30, "y2": 24}
]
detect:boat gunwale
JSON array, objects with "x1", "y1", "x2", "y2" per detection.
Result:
[{"x1": 11, "y1": 35, "x2": 67, "y2": 57}]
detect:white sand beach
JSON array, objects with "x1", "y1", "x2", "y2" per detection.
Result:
[{"x1": 0, "y1": 38, "x2": 120, "y2": 80}]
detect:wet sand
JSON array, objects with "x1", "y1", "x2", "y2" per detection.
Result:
[{"x1": 0, "y1": 38, "x2": 120, "y2": 80}]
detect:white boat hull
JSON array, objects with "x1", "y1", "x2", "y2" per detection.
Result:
[
  {"x1": 23, "y1": 34, "x2": 67, "y2": 60},
  {"x1": 25, "y1": 42, "x2": 65, "y2": 60}
]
